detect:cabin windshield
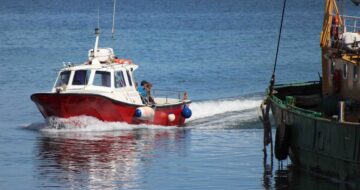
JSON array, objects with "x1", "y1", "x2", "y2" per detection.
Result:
[
  {"x1": 72, "y1": 70, "x2": 91, "y2": 85},
  {"x1": 114, "y1": 71, "x2": 126, "y2": 88},
  {"x1": 126, "y1": 70, "x2": 133, "y2": 86},
  {"x1": 93, "y1": 71, "x2": 111, "y2": 87},
  {"x1": 55, "y1": 71, "x2": 71, "y2": 87}
]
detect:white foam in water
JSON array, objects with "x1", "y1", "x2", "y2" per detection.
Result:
[
  {"x1": 40, "y1": 115, "x2": 171, "y2": 132},
  {"x1": 188, "y1": 98, "x2": 262, "y2": 121},
  {"x1": 23, "y1": 97, "x2": 263, "y2": 132}
]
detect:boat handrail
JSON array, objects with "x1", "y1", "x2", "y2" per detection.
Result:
[
  {"x1": 271, "y1": 93, "x2": 322, "y2": 118},
  {"x1": 152, "y1": 89, "x2": 187, "y2": 102},
  {"x1": 341, "y1": 15, "x2": 360, "y2": 32},
  {"x1": 272, "y1": 80, "x2": 320, "y2": 88}
]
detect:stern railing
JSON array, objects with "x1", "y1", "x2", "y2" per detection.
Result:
[{"x1": 152, "y1": 89, "x2": 188, "y2": 103}]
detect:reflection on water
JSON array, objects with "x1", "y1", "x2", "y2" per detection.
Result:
[
  {"x1": 33, "y1": 126, "x2": 360, "y2": 190},
  {"x1": 263, "y1": 161, "x2": 360, "y2": 190},
  {"x1": 262, "y1": 159, "x2": 273, "y2": 189},
  {"x1": 35, "y1": 129, "x2": 189, "y2": 189}
]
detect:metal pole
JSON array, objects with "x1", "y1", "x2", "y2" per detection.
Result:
[{"x1": 339, "y1": 101, "x2": 345, "y2": 122}]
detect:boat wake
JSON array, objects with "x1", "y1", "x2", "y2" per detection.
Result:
[
  {"x1": 24, "y1": 95, "x2": 264, "y2": 132},
  {"x1": 187, "y1": 96, "x2": 263, "y2": 129}
]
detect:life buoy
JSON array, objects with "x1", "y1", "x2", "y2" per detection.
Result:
[
  {"x1": 114, "y1": 59, "x2": 132, "y2": 64},
  {"x1": 333, "y1": 69, "x2": 341, "y2": 93},
  {"x1": 275, "y1": 123, "x2": 289, "y2": 161}
]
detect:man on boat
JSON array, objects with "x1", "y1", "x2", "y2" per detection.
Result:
[
  {"x1": 144, "y1": 82, "x2": 155, "y2": 104},
  {"x1": 138, "y1": 80, "x2": 147, "y2": 98},
  {"x1": 138, "y1": 80, "x2": 154, "y2": 104}
]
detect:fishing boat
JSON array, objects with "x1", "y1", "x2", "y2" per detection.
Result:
[
  {"x1": 31, "y1": 28, "x2": 192, "y2": 126},
  {"x1": 262, "y1": 0, "x2": 360, "y2": 182}
]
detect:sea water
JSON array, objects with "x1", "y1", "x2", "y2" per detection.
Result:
[{"x1": 0, "y1": 0, "x2": 359, "y2": 189}]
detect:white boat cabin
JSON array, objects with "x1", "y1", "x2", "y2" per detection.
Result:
[
  {"x1": 52, "y1": 56, "x2": 144, "y2": 105},
  {"x1": 52, "y1": 47, "x2": 187, "y2": 106}
]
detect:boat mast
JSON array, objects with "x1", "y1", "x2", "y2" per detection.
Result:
[{"x1": 94, "y1": 28, "x2": 100, "y2": 57}]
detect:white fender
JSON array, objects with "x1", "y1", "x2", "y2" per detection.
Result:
[
  {"x1": 135, "y1": 107, "x2": 155, "y2": 120},
  {"x1": 168, "y1": 113, "x2": 175, "y2": 122}
]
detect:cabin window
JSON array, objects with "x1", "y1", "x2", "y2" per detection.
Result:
[
  {"x1": 55, "y1": 71, "x2": 71, "y2": 87},
  {"x1": 126, "y1": 70, "x2": 133, "y2": 86},
  {"x1": 354, "y1": 65, "x2": 358, "y2": 81},
  {"x1": 93, "y1": 71, "x2": 111, "y2": 87},
  {"x1": 72, "y1": 70, "x2": 91, "y2": 85},
  {"x1": 343, "y1": 63, "x2": 348, "y2": 79},
  {"x1": 114, "y1": 71, "x2": 126, "y2": 88},
  {"x1": 331, "y1": 60, "x2": 335, "y2": 75}
]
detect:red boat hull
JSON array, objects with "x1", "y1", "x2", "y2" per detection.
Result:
[{"x1": 31, "y1": 93, "x2": 189, "y2": 126}]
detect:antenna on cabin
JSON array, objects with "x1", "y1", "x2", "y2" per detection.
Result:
[
  {"x1": 112, "y1": 0, "x2": 117, "y2": 41},
  {"x1": 97, "y1": 7, "x2": 100, "y2": 29},
  {"x1": 94, "y1": 3, "x2": 100, "y2": 58}
]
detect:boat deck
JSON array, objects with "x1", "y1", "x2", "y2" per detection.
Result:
[{"x1": 271, "y1": 81, "x2": 360, "y2": 122}]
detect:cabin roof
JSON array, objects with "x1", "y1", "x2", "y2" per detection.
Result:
[{"x1": 61, "y1": 61, "x2": 138, "y2": 72}]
